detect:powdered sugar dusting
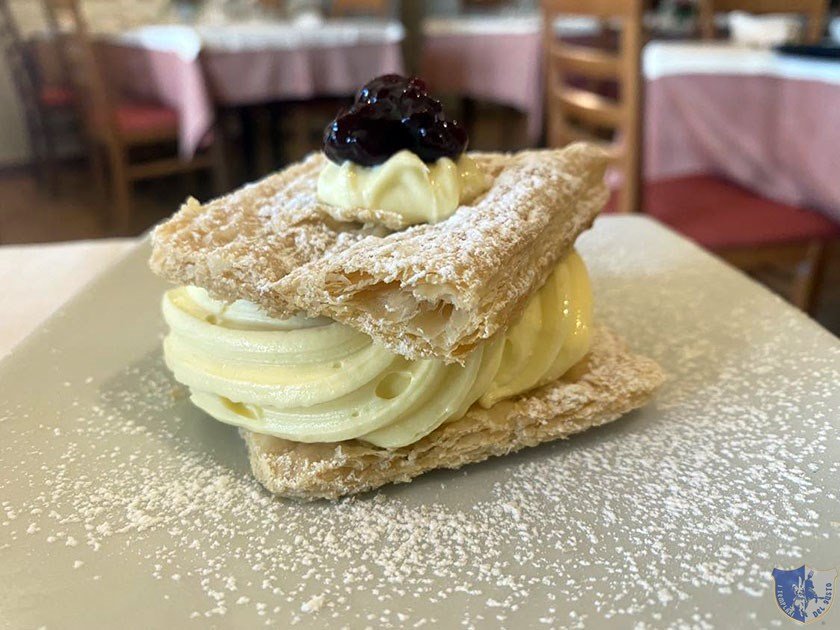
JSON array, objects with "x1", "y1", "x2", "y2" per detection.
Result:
[{"x1": 1, "y1": 217, "x2": 838, "y2": 628}]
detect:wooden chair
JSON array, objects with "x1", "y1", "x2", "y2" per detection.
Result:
[
  {"x1": 0, "y1": 0, "x2": 75, "y2": 193},
  {"x1": 257, "y1": 0, "x2": 283, "y2": 12},
  {"x1": 44, "y1": 0, "x2": 226, "y2": 234},
  {"x1": 330, "y1": 0, "x2": 391, "y2": 18},
  {"x1": 698, "y1": 0, "x2": 828, "y2": 43},
  {"x1": 461, "y1": 0, "x2": 515, "y2": 7},
  {"x1": 542, "y1": 0, "x2": 839, "y2": 313},
  {"x1": 542, "y1": 0, "x2": 644, "y2": 214}
]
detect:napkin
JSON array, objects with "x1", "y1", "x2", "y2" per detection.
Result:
[
  {"x1": 728, "y1": 11, "x2": 803, "y2": 48},
  {"x1": 829, "y1": 16, "x2": 840, "y2": 44}
]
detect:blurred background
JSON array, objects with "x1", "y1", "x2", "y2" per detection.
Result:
[{"x1": 0, "y1": 0, "x2": 838, "y2": 335}]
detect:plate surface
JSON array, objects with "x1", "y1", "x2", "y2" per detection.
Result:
[{"x1": 1, "y1": 216, "x2": 838, "y2": 629}]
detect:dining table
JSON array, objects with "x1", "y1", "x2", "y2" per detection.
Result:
[
  {"x1": 1, "y1": 216, "x2": 838, "y2": 628},
  {"x1": 0, "y1": 239, "x2": 136, "y2": 359},
  {"x1": 99, "y1": 19, "x2": 406, "y2": 158},
  {"x1": 420, "y1": 14, "x2": 548, "y2": 144},
  {"x1": 643, "y1": 40, "x2": 840, "y2": 222},
  {"x1": 422, "y1": 12, "x2": 840, "y2": 221},
  {"x1": 419, "y1": 11, "x2": 697, "y2": 145}
]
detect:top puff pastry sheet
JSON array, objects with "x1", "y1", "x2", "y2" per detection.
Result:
[{"x1": 149, "y1": 143, "x2": 609, "y2": 364}]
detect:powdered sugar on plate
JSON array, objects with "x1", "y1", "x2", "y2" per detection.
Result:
[{"x1": 0, "y1": 217, "x2": 838, "y2": 629}]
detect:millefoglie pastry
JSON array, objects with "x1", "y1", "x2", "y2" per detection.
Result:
[{"x1": 150, "y1": 75, "x2": 664, "y2": 500}]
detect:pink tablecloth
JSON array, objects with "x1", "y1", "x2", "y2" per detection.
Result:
[
  {"x1": 102, "y1": 41, "x2": 404, "y2": 157},
  {"x1": 203, "y1": 42, "x2": 403, "y2": 106},
  {"x1": 102, "y1": 44, "x2": 214, "y2": 160},
  {"x1": 421, "y1": 32, "x2": 543, "y2": 142},
  {"x1": 646, "y1": 75, "x2": 840, "y2": 223}
]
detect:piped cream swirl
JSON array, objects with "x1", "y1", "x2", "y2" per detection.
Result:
[
  {"x1": 162, "y1": 251, "x2": 592, "y2": 448},
  {"x1": 316, "y1": 150, "x2": 490, "y2": 226}
]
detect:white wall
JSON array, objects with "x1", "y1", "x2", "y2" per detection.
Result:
[
  {"x1": 0, "y1": 51, "x2": 30, "y2": 165},
  {"x1": 1, "y1": 1, "x2": 45, "y2": 165}
]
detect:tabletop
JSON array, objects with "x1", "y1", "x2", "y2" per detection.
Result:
[
  {"x1": 1, "y1": 216, "x2": 838, "y2": 628},
  {"x1": 421, "y1": 11, "x2": 700, "y2": 38},
  {"x1": 644, "y1": 40, "x2": 840, "y2": 221},
  {"x1": 644, "y1": 40, "x2": 840, "y2": 84},
  {"x1": 0, "y1": 239, "x2": 137, "y2": 359},
  {"x1": 112, "y1": 18, "x2": 405, "y2": 56},
  {"x1": 423, "y1": 13, "x2": 543, "y2": 36}
]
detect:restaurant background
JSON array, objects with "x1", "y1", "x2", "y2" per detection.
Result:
[{"x1": 1, "y1": 0, "x2": 838, "y2": 343}]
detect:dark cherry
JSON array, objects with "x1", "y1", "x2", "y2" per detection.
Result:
[
  {"x1": 356, "y1": 74, "x2": 429, "y2": 109},
  {"x1": 324, "y1": 74, "x2": 468, "y2": 166},
  {"x1": 404, "y1": 113, "x2": 468, "y2": 164},
  {"x1": 323, "y1": 103, "x2": 411, "y2": 167}
]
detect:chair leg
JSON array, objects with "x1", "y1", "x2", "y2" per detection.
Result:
[
  {"x1": 461, "y1": 97, "x2": 476, "y2": 144},
  {"x1": 209, "y1": 124, "x2": 229, "y2": 197},
  {"x1": 252, "y1": 106, "x2": 274, "y2": 176},
  {"x1": 88, "y1": 142, "x2": 107, "y2": 203},
  {"x1": 41, "y1": 111, "x2": 60, "y2": 196},
  {"x1": 184, "y1": 168, "x2": 200, "y2": 199},
  {"x1": 24, "y1": 110, "x2": 50, "y2": 192},
  {"x1": 107, "y1": 146, "x2": 132, "y2": 235},
  {"x1": 790, "y1": 241, "x2": 828, "y2": 315}
]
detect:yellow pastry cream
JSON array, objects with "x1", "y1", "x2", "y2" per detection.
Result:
[
  {"x1": 316, "y1": 149, "x2": 490, "y2": 225},
  {"x1": 161, "y1": 250, "x2": 593, "y2": 449}
]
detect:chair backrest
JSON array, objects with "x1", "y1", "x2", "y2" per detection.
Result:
[
  {"x1": 698, "y1": 0, "x2": 827, "y2": 43},
  {"x1": 43, "y1": 0, "x2": 115, "y2": 141},
  {"x1": 461, "y1": 0, "x2": 514, "y2": 7},
  {"x1": 330, "y1": 0, "x2": 391, "y2": 18},
  {"x1": 541, "y1": 0, "x2": 645, "y2": 214},
  {"x1": 0, "y1": 0, "x2": 40, "y2": 118},
  {"x1": 257, "y1": 0, "x2": 282, "y2": 14}
]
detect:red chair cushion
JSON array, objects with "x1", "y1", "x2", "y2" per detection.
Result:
[
  {"x1": 114, "y1": 102, "x2": 178, "y2": 136},
  {"x1": 39, "y1": 85, "x2": 75, "y2": 108},
  {"x1": 606, "y1": 175, "x2": 839, "y2": 249}
]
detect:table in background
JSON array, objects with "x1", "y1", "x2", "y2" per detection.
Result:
[
  {"x1": 420, "y1": 12, "x2": 698, "y2": 145},
  {"x1": 644, "y1": 41, "x2": 840, "y2": 223},
  {"x1": 102, "y1": 20, "x2": 406, "y2": 158},
  {"x1": 421, "y1": 14, "x2": 547, "y2": 144}
]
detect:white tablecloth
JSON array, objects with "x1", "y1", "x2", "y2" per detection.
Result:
[
  {"x1": 113, "y1": 19, "x2": 405, "y2": 57},
  {"x1": 102, "y1": 19, "x2": 405, "y2": 158},
  {"x1": 644, "y1": 41, "x2": 840, "y2": 222},
  {"x1": 0, "y1": 239, "x2": 138, "y2": 358},
  {"x1": 644, "y1": 41, "x2": 840, "y2": 85}
]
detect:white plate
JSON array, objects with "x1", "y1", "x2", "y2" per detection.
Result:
[{"x1": 1, "y1": 216, "x2": 838, "y2": 628}]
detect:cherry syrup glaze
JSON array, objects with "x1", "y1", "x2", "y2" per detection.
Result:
[{"x1": 323, "y1": 75, "x2": 469, "y2": 167}]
